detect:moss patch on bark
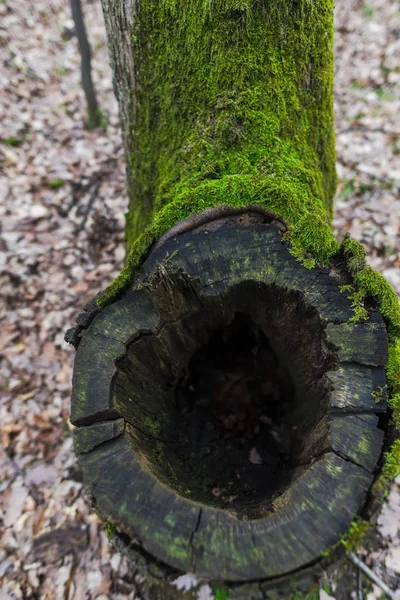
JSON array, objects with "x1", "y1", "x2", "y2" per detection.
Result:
[{"x1": 125, "y1": 0, "x2": 336, "y2": 248}]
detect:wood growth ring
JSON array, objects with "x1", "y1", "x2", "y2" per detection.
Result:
[{"x1": 71, "y1": 212, "x2": 388, "y2": 581}]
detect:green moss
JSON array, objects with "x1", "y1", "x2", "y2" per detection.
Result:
[
  {"x1": 387, "y1": 338, "x2": 400, "y2": 391},
  {"x1": 387, "y1": 339, "x2": 400, "y2": 428},
  {"x1": 1, "y1": 136, "x2": 24, "y2": 147},
  {"x1": 321, "y1": 584, "x2": 334, "y2": 597},
  {"x1": 128, "y1": 0, "x2": 336, "y2": 240},
  {"x1": 390, "y1": 394, "x2": 400, "y2": 430},
  {"x1": 339, "y1": 235, "x2": 400, "y2": 330},
  {"x1": 340, "y1": 234, "x2": 367, "y2": 273},
  {"x1": 212, "y1": 585, "x2": 231, "y2": 600},
  {"x1": 322, "y1": 517, "x2": 370, "y2": 558},
  {"x1": 354, "y1": 267, "x2": 400, "y2": 328},
  {"x1": 340, "y1": 518, "x2": 370, "y2": 553},
  {"x1": 373, "y1": 339, "x2": 400, "y2": 492},
  {"x1": 380, "y1": 440, "x2": 400, "y2": 483},
  {"x1": 104, "y1": 521, "x2": 116, "y2": 540},
  {"x1": 48, "y1": 178, "x2": 66, "y2": 189},
  {"x1": 339, "y1": 285, "x2": 368, "y2": 323},
  {"x1": 143, "y1": 416, "x2": 161, "y2": 436},
  {"x1": 338, "y1": 237, "x2": 400, "y2": 499},
  {"x1": 371, "y1": 387, "x2": 385, "y2": 404},
  {"x1": 373, "y1": 440, "x2": 400, "y2": 498}
]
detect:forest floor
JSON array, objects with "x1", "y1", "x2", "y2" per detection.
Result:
[{"x1": 0, "y1": 0, "x2": 399, "y2": 599}]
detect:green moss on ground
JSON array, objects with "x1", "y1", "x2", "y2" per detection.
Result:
[
  {"x1": 340, "y1": 518, "x2": 371, "y2": 553},
  {"x1": 48, "y1": 178, "x2": 65, "y2": 189}
]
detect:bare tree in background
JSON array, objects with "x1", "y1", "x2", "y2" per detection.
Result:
[{"x1": 70, "y1": 0, "x2": 102, "y2": 130}]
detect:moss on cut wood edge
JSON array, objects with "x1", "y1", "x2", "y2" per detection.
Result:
[
  {"x1": 340, "y1": 234, "x2": 400, "y2": 329},
  {"x1": 332, "y1": 235, "x2": 400, "y2": 548},
  {"x1": 387, "y1": 339, "x2": 400, "y2": 432},
  {"x1": 96, "y1": 189, "x2": 339, "y2": 310},
  {"x1": 339, "y1": 233, "x2": 400, "y2": 451},
  {"x1": 372, "y1": 439, "x2": 400, "y2": 499},
  {"x1": 320, "y1": 518, "x2": 371, "y2": 561}
]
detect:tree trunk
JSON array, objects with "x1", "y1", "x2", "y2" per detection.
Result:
[
  {"x1": 67, "y1": 1, "x2": 400, "y2": 599},
  {"x1": 70, "y1": 0, "x2": 102, "y2": 130}
]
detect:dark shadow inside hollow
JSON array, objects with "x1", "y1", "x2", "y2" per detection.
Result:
[
  {"x1": 113, "y1": 280, "x2": 337, "y2": 520},
  {"x1": 172, "y1": 313, "x2": 297, "y2": 513}
]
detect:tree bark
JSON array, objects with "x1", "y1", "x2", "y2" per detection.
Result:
[{"x1": 67, "y1": 1, "x2": 400, "y2": 599}]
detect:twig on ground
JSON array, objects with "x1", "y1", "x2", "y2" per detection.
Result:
[
  {"x1": 357, "y1": 565, "x2": 364, "y2": 600},
  {"x1": 76, "y1": 179, "x2": 100, "y2": 232},
  {"x1": 337, "y1": 126, "x2": 400, "y2": 137},
  {"x1": 348, "y1": 553, "x2": 399, "y2": 600},
  {"x1": 69, "y1": 0, "x2": 101, "y2": 129},
  {"x1": 58, "y1": 156, "x2": 119, "y2": 219}
]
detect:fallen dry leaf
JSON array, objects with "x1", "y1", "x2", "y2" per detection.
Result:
[
  {"x1": 172, "y1": 573, "x2": 199, "y2": 592},
  {"x1": 249, "y1": 447, "x2": 262, "y2": 465}
]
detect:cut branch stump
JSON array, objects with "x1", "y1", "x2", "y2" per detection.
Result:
[{"x1": 70, "y1": 211, "x2": 389, "y2": 597}]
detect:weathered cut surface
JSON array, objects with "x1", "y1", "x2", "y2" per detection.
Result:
[{"x1": 71, "y1": 213, "x2": 388, "y2": 587}]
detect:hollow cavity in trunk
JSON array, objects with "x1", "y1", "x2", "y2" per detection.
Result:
[{"x1": 173, "y1": 313, "x2": 297, "y2": 513}]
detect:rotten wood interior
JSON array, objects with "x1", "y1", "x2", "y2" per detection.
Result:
[{"x1": 71, "y1": 213, "x2": 388, "y2": 581}]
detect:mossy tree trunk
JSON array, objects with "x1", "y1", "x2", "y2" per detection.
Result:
[
  {"x1": 101, "y1": 0, "x2": 337, "y2": 256},
  {"x1": 67, "y1": 1, "x2": 400, "y2": 599}
]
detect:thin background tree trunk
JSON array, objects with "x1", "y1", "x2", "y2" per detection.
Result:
[{"x1": 70, "y1": 0, "x2": 102, "y2": 129}]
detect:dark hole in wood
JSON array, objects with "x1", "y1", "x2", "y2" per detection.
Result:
[
  {"x1": 115, "y1": 280, "x2": 335, "y2": 520},
  {"x1": 173, "y1": 313, "x2": 297, "y2": 512}
]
